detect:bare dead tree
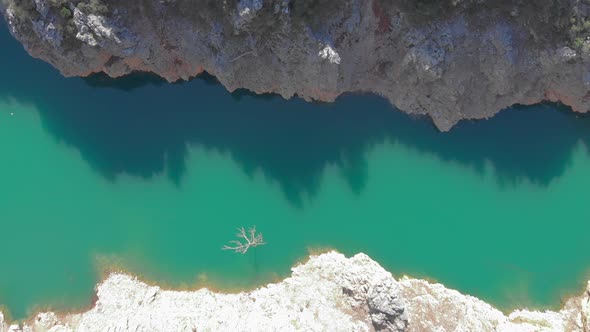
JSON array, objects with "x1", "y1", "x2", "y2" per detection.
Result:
[{"x1": 222, "y1": 226, "x2": 266, "y2": 254}]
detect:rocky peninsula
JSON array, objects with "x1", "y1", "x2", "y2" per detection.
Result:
[
  {"x1": 0, "y1": 252, "x2": 588, "y2": 332},
  {"x1": 1, "y1": 0, "x2": 590, "y2": 130}
]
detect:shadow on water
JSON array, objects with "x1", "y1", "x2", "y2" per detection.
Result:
[
  {"x1": 2, "y1": 22, "x2": 590, "y2": 205},
  {"x1": 83, "y1": 71, "x2": 168, "y2": 91}
]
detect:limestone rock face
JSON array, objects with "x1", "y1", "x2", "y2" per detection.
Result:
[
  {"x1": 2, "y1": 0, "x2": 590, "y2": 130},
  {"x1": 1, "y1": 252, "x2": 590, "y2": 331}
]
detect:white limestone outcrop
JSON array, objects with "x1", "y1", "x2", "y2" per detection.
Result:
[{"x1": 1, "y1": 252, "x2": 589, "y2": 331}]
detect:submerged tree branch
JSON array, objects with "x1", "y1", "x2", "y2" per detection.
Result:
[{"x1": 222, "y1": 226, "x2": 265, "y2": 254}]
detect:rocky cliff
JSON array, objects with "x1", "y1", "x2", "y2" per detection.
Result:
[
  {"x1": 0, "y1": 252, "x2": 589, "y2": 332},
  {"x1": 2, "y1": 0, "x2": 590, "y2": 130}
]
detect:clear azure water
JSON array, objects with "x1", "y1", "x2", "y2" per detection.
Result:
[{"x1": 2, "y1": 22, "x2": 590, "y2": 320}]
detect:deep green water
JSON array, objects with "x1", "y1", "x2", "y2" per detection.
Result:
[{"x1": 2, "y1": 22, "x2": 590, "y2": 320}]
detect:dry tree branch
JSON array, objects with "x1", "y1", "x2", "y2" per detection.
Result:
[
  {"x1": 222, "y1": 226, "x2": 266, "y2": 254},
  {"x1": 229, "y1": 51, "x2": 256, "y2": 63}
]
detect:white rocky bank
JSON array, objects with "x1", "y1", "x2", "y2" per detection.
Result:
[{"x1": 1, "y1": 252, "x2": 589, "y2": 332}]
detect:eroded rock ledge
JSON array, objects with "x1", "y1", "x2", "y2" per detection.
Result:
[
  {"x1": 1, "y1": 252, "x2": 589, "y2": 332},
  {"x1": 2, "y1": 0, "x2": 590, "y2": 130}
]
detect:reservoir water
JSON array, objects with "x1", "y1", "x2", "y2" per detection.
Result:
[{"x1": 2, "y1": 22, "x2": 590, "y2": 319}]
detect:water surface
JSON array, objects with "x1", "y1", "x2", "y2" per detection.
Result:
[{"x1": 2, "y1": 22, "x2": 590, "y2": 319}]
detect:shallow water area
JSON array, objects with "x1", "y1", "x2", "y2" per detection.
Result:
[{"x1": 2, "y1": 22, "x2": 590, "y2": 320}]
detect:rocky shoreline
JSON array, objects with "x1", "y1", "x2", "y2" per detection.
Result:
[
  {"x1": 2, "y1": 0, "x2": 590, "y2": 130},
  {"x1": 0, "y1": 252, "x2": 588, "y2": 332}
]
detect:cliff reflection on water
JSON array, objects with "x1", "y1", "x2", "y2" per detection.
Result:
[{"x1": 4, "y1": 49, "x2": 590, "y2": 206}]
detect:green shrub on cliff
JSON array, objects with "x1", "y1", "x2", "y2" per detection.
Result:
[
  {"x1": 4, "y1": 0, "x2": 39, "y2": 21},
  {"x1": 569, "y1": 16, "x2": 590, "y2": 49},
  {"x1": 59, "y1": 6, "x2": 71, "y2": 18},
  {"x1": 77, "y1": 0, "x2": 108, "y2": 15},
  {"x1": 48, "y1": 0, "x2": 68, "y2": 7}
]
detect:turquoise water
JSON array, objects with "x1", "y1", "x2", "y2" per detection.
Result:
[{"x1": 2, "y1": 22, "x2": 590, "y2": 319}]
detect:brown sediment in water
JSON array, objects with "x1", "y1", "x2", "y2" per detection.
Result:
[{"x1": 7, "y1": 247, "x2": 361, "y2": 324}]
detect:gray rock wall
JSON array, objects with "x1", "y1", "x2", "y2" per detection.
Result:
[{"x1": 2, "y1": 0, "x2": 590, "y2": 130}]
